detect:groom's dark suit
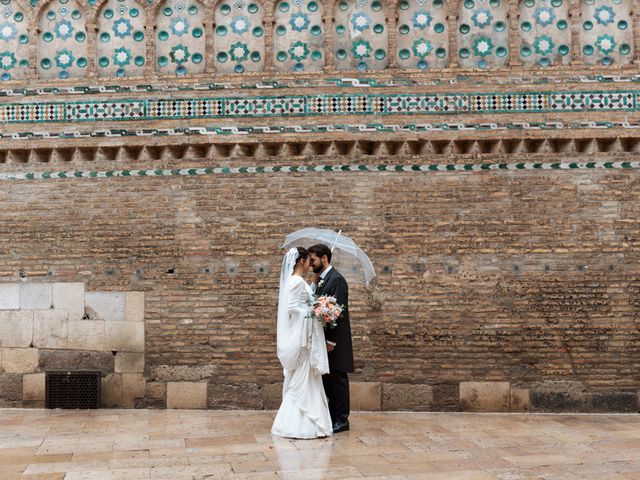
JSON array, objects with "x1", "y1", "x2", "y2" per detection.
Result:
[{"x1": 317, "y1": 267, "x2": 353, "y2": 428}]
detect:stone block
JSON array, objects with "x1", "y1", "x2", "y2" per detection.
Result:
[
  {"x1": 23, "y1": 373, "x2": 45, "y2": 401},
  {"x1": 122, "y1": 373, "x2": 146, "y2": 398},
  {"x1": 0, "y1": 399, "x2": 20, "y2": 408},
  {"x1": 149, "y1": 364, "x2": 216, "y2": 382},
  {"x1": 529, "y1": 381, "x2": 586, "y2": 412},
  {"x1": 0, "y1": 284, "x2": 19, "y2": 310},
  {"x1": 52, "y1": 283, "x2": 85, "y2": 321},
  {"x1": 350, "y1": 382, "x2": 381, "y2": 411},
  {"x1": 125, "y1": 292, "x2": 145, "y2": 322},
  {"x1": 146, "y1": 381, "x2": 167, "y2": 400},
  {"x1": 101, "y1": 373, "x2": 144, "y2": 408},
  {"x1": 101, "y1": 373, "x2": 126, "y2": 408},
  {"x1": 39, "y1": 349, "x2": 114, "y2": 374},
  {"x1": 207, "y1": 382, "x2": 263, "y2": 409},
  {"x1": 382, "y1": 383, "x2": 433, "y2": 411},
  {"x1": 432, "y1": 383, "x2": 460, "y2": 411},
  {"x1": 0, "y1": 310, "x2": 34, "y2": 348},
  {"x1": 2, "y1": 348, "x2": 39, "y2": 373},
  {"x1": 33, "y1": 310, "x2": 68, "y2": 349},
  {"x1": 510, "y1": 388, "x2": 530, "y2": 412},
  {"x1": 263, "y1": 382, "x2": 283, "y2": 410},
  {"x1": 20, "y1": 283, "x2": 52, "y2": 309},
  {"x1": 105, "y1": 322, "x2": 144, "y2": 352},
  {"x1": 115, "y1": 352, "x2": 144, "y2": 373},
  {"x1": 168, "y1": 382, "x2": 208, "y2": 409},
  {"x1": 460, "y1": 382, "x2": 510, "y2": 412},
  {"x1": 136, "y1": 382, "x2": 166, "y2": 408},
  {"x1": 588, "y1": 392, "x2": 638, "y2": 413},
  {"x1": 67, "y1": 320, "x2": 105, "y2": 351},
  {"x1": 0, "y1": 373, "x2": 23, "y2": 401},
  {"x1": 85, "y1": 292, "x2": 126, "y2": 322}
]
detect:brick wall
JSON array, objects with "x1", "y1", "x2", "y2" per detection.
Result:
[{"x1": 2, "y1": 160, "x2": 639, "y2": 411}]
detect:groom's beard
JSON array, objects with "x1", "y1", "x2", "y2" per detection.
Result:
[{"x1": 312, "y1": 265, "x2": 323, "y2": 274}]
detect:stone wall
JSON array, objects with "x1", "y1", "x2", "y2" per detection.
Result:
[{"x1": 0, "y1": 282, "x2": 146, "y2": 407}]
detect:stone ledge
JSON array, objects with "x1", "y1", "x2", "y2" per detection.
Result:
[
  {"x1": 351, "y1": 382, "x2": 381, "y2": 411},
  {"x1": 23, "y1": 373, "x2": 45, "y2": 401},
  {"x1": 382, "y1": 383, "x2": 433, "y2": 411},
  {"x1": 168, "y1": 382, "x2": 208, "y2": 409},
  {"x1": 460, "y1": 382, "x2": 511, "y2": 412}
]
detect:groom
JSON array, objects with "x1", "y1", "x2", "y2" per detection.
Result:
[{"x1": 308, "y1": 244, "x2": 353, "y2": 433}]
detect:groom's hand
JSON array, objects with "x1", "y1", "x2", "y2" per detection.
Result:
[{"x1": 326, "y1": 342, "x2": 335, "y2": 352}]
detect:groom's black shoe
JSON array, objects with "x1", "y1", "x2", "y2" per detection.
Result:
[{"x1": 332, "y1": 420, "x2": 349, "y2": 433}]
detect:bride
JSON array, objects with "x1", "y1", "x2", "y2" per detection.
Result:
[{"x1": 271, "y1": 247, "x2": 333, "y2": 439}]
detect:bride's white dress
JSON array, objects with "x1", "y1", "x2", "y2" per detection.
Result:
[{"x1": 272, "y1": 275, "x2": 333, "y2": 439}]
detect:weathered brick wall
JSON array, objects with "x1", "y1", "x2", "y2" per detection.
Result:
[{"x1": 2, "y1": 158, "x2": 640, "y2": 411}]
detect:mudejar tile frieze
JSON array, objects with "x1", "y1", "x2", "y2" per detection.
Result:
[{"x1": 2, "y1": 0, "x2": 640, "y2": 81}]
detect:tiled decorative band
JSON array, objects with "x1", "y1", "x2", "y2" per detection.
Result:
[
  {"x1": 2, "y1": 120, "x2": 639, "y2": 141},
  {"x1": 4, "y1": 75, "x2": 640, "y2": 99},
  {"x1": 1, "y1": 160, "x2": 638, "y2": 182},
  {"x1": 1, "y1": 90, "x2": 638, "y2": 124}
]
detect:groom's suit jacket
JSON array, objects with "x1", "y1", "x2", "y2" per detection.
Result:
[{"x1": 318, "y1": 267, "x2": 354, "y2": 373}]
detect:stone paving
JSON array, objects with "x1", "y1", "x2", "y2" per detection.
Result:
[{"x1": 1, "y1": 409, "x2": 640, "y2": 479}]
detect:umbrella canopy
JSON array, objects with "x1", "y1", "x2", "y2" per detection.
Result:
[{"x1": 281, "y1": 228, "x2": 376, "y2": 285}]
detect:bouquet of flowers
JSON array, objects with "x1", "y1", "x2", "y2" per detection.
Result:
[{"x1": 310, "y1": 295, "x2": 343, "y2": 329}]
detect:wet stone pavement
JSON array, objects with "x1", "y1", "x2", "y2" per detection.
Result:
[{"x1": 0, "y1": 409, "x2": 640, "y2": 479}]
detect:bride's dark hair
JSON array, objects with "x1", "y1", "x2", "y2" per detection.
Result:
[{"x1": 295, "y1": 247, "x2": 309, "y2": 264}]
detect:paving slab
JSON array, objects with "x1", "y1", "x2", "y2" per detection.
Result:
[{"x1": 0, "y1": 409, "x2": 639, "y2": 479}]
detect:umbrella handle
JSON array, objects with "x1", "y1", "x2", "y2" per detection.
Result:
[{"x1": 330, "y1": 230, "x2": 342, "y2": 253}]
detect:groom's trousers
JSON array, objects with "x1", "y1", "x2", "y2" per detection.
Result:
[{"x1": 323, "y1": 367, "x2": 350, "y2": 424}]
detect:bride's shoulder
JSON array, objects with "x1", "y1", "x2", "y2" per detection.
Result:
[
  {"x1": 289, "y1": 275, "x2": 307, "y2": 285},
  {"x1": 289, "y1": 275, "x2": 311, "y2": 291}
]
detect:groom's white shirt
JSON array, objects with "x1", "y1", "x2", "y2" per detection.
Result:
[
  {"x1": 320, "y1": 265, "x2": 332, "y2": 280},
  {"x1": 312, "y1": 266, "x2": 336, "y2": 347}
]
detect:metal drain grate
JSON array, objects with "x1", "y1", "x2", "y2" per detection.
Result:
[{"x1": 45, "y1": 371, "x2": 101, "y2": 409}]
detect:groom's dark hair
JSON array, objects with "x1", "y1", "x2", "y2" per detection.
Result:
[{"x1": 308, "y1": 244, "x2": 332, "y2": 263}]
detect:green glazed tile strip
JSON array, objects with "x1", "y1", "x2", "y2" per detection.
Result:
[{"x1": 1, "y1": 160, "x2": 638, "y2": 182}]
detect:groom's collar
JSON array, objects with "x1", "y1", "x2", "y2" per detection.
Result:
[{"x1": 320, "y1": 265, "x2": 333, "y2": 279}]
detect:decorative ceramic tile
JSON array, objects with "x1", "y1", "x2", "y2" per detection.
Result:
[
  {"x1": 396, "y1": 0, "x2": 448, "y2": 70},
  {"x1": 5, "y1": 118, "x2": 640, "y2": 142},
  {"x1": 214, "y1": 0, "x2": 264, "y2": 74},
  {"x1": 0, "y1": 90, "x2": 638, "y2": 124},
  {"x1": 155, "y1": 0, "x2": 205, "y2": 75},
  {"x1": 6, "y1": 73, "x2": 640, "y2": 93},
  {"x1": 333, "y1": 0, "x2": 388, "y2": 71},
  {"x1": 580, "y1": 0, "x2": 633, "y2": 66},
  {"x1": 0, "y1": 0, "x2": 29, "y2": 80},
  {"x1": 458, "y1": 0, "x2": 509, "y2": 69},
  {"x1": 37, "y1": 0, "x2": 88, "y2": 79},
  {"x1": 273, "y1": 0, "x2": 324, "y2": 72},
  {"x1": 97, "y1": 0, "x2": 147, "y2": 77},
  {"x1": 2, "y1": 159, "x2": 639, "y2": 182},
  {"x1": 518, "y1": 0, "x2": 571, "y2": 67}
]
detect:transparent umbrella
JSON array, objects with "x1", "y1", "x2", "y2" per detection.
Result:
[{"x1": 281, "y1": 228, "x2": 376, "y2": 285}]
